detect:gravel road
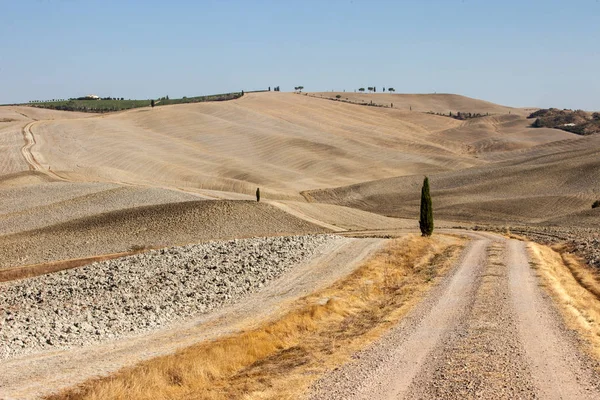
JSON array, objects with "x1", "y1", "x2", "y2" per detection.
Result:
[
  {"x1": 310, "y1": 232, "x2": 600, "y2": 399},
  {"x1": 0, "y1": 234, "x2": 339, "y2": 360}
]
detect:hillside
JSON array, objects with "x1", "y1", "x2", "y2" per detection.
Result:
[
  {"x1": 310, "y1": 92, "x2": 534, "y2": 115},
  {"x1": 0, "y1": 91, "x2": 594, "y2": 263},
  {"x1": 529, "y1": 108, "x2": 600, "y2": 135},
  {"x1": 8, "y1": 92, "x2": 572, "y2": 200},
  {"x1": 305, "y1": 133, "x2": 600, "y2": 226}
]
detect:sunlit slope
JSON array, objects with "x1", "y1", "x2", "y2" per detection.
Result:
[
  {"x1": 312, "y1": 92, "x2": 533, "y2": 115},
  {"x1": 29, "y1": 93, "x2": 571, "y2": 198},
  {"x1": 0, "y1": 106, "x2": 91, "y2": 176},
  {"x1": 306, "y1": 134, "x2": 600, "y2": 226}
]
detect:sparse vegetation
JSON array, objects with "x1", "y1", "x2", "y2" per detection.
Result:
[
  {"x1": 592, "y1": 200, "x2": 600, "y2": 209},
  {"x1": 426, "y1": 110, "x2": 488, "y2": 120},
  {"x1": 336, "y1": 94, "x2": 341, "y2": 99},
  {"x1": 419, "y1": 176, "x2": 434, "y2": 237},
  {"x1": 528, "y1": 108, "x2": 600, "y2": 135}
]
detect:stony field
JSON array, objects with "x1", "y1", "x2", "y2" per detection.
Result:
[{"x1": 0, "y1": 234, "x2": 341, "y2": 359}]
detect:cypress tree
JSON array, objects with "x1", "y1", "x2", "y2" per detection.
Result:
[
  {"x1": 419, "y1": 177, "x2": 434, "y2": 236},
  {"x1": 256, "y1": 187, "x2": 260, "y2": 202}
]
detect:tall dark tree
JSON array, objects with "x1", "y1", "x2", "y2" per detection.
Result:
[
  {"x1": 419, "y1": 177, "x2": 434, "y2": 236},
  {"x1": 151, "y1": 99, "x2": 155, "y2": 108},
  {"x1": 256, "y1": 187, "x2": 261, "y2": 202}
]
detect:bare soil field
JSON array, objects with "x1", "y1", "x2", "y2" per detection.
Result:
[
  {"x1": 15, "y1": 93, "x2": 574, "y2": 198},
  {"x1": 0, "y1": 200, "x2": 329, "y2": 269},
  {"x1": 307, "y1": 133, "x2": 600, "y2": 226},
  {"x1": 0, "y1": 92, "x2": 599, "y2": 399},
  {"x1": 311, "y1": 92, "x2": 534, "y2": 115}
]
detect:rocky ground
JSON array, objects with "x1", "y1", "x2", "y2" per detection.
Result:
[{"x1": 0, "y1": 234, "x2": 340, "y2": 360}]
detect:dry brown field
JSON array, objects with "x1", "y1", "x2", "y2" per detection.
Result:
[
  {"x1": 1, "y1": 92, "x2": 596, "y2": 267},
  {"x1": 1, "y1": 92, "x2": 599, "y2": 399}
]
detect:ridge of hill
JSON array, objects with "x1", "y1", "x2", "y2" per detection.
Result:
[{"x1": 310, "y1": 92, "x2": 534, "y2": 115}]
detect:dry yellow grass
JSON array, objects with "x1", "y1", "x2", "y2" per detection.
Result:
[
  {"x1": 47, "y1": 234, "x2": 464, "y2": 400},
  {"x1": 528, "y1": 243, "x2": 600, "y2": 362}
]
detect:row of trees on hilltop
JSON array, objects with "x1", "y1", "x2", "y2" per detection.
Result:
[{"x1": 357, "y1": 87, "x2": 395, "y2": 93}]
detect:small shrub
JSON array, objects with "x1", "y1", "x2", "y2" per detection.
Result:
[
  {"x1": 130, "y1": 244, "x2": 152, "y2": 252},
  {"x1": 593, "y1": 200, "x2": 600, "y2": 209},
  {"x1": 335, "y1": 95, "x2": 341, "y2": 99}
]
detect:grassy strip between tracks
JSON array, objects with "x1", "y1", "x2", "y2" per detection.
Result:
[
  {"x1": 528, "y1": 243, "x2": 600, "y2": 364},
  {"x1": 48, "y1": 234, "x2": 465, "y2": 400}
]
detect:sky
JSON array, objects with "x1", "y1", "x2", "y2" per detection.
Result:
[{"x1": 1, "y1": 0, "x2": 599, "y2": 109}]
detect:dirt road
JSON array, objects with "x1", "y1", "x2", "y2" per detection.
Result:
[
  {"x1": 310, "y1": 233, "x2": 600, "y2": 399},
  {"x1": 0, "y1": 237, "x2": 384, "y2": 400}
]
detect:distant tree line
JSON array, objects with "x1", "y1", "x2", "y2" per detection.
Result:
[
  {"x1": 357, "y1": 87, "x2": 395, "y2": 93},
  {"x1": 426, "y1": 111, "x2": 489, "y2": 120},
  {"x1": 28, "y1": 92, "x2": 243, "y2": 113}
]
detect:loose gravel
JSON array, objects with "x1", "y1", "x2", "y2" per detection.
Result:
[
  {"x1": 309, "y1": 233, "x2": 600, "y2": 400},
  {"x1": 0, "y1": 234, "x2": 340, "y2": 360},
  {"x1": 405, "y1": 241, "x2": 536, "y2": 399}
]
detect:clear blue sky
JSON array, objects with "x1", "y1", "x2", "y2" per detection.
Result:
[{"x1": 1, "y1": 0, "x2": 599, "y2": 109}]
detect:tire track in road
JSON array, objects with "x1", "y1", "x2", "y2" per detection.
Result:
[
  {"x1": 310, "y1": 233, "x2": 492, "y2": 400},
  {"x1": 508, "y1": 239, "x2": 600, "y2": 399}
]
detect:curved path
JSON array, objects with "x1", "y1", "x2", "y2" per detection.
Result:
[
  {"x1": 310, "y1": 232, "x2": 600, "y2": 399},
  {"x1": 0, "y1": 237, "x2": 384, "y2": 399},
  {"x1": 20, "y1": 122, "x2": 43, "y2": 172},
  {"x1": 19, "y1": 121, "x2": 66, "y2": 181}
]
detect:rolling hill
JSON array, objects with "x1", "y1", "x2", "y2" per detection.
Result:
[{"x1": 0, "y1": 91, "x2": 596, "y2": 266}]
